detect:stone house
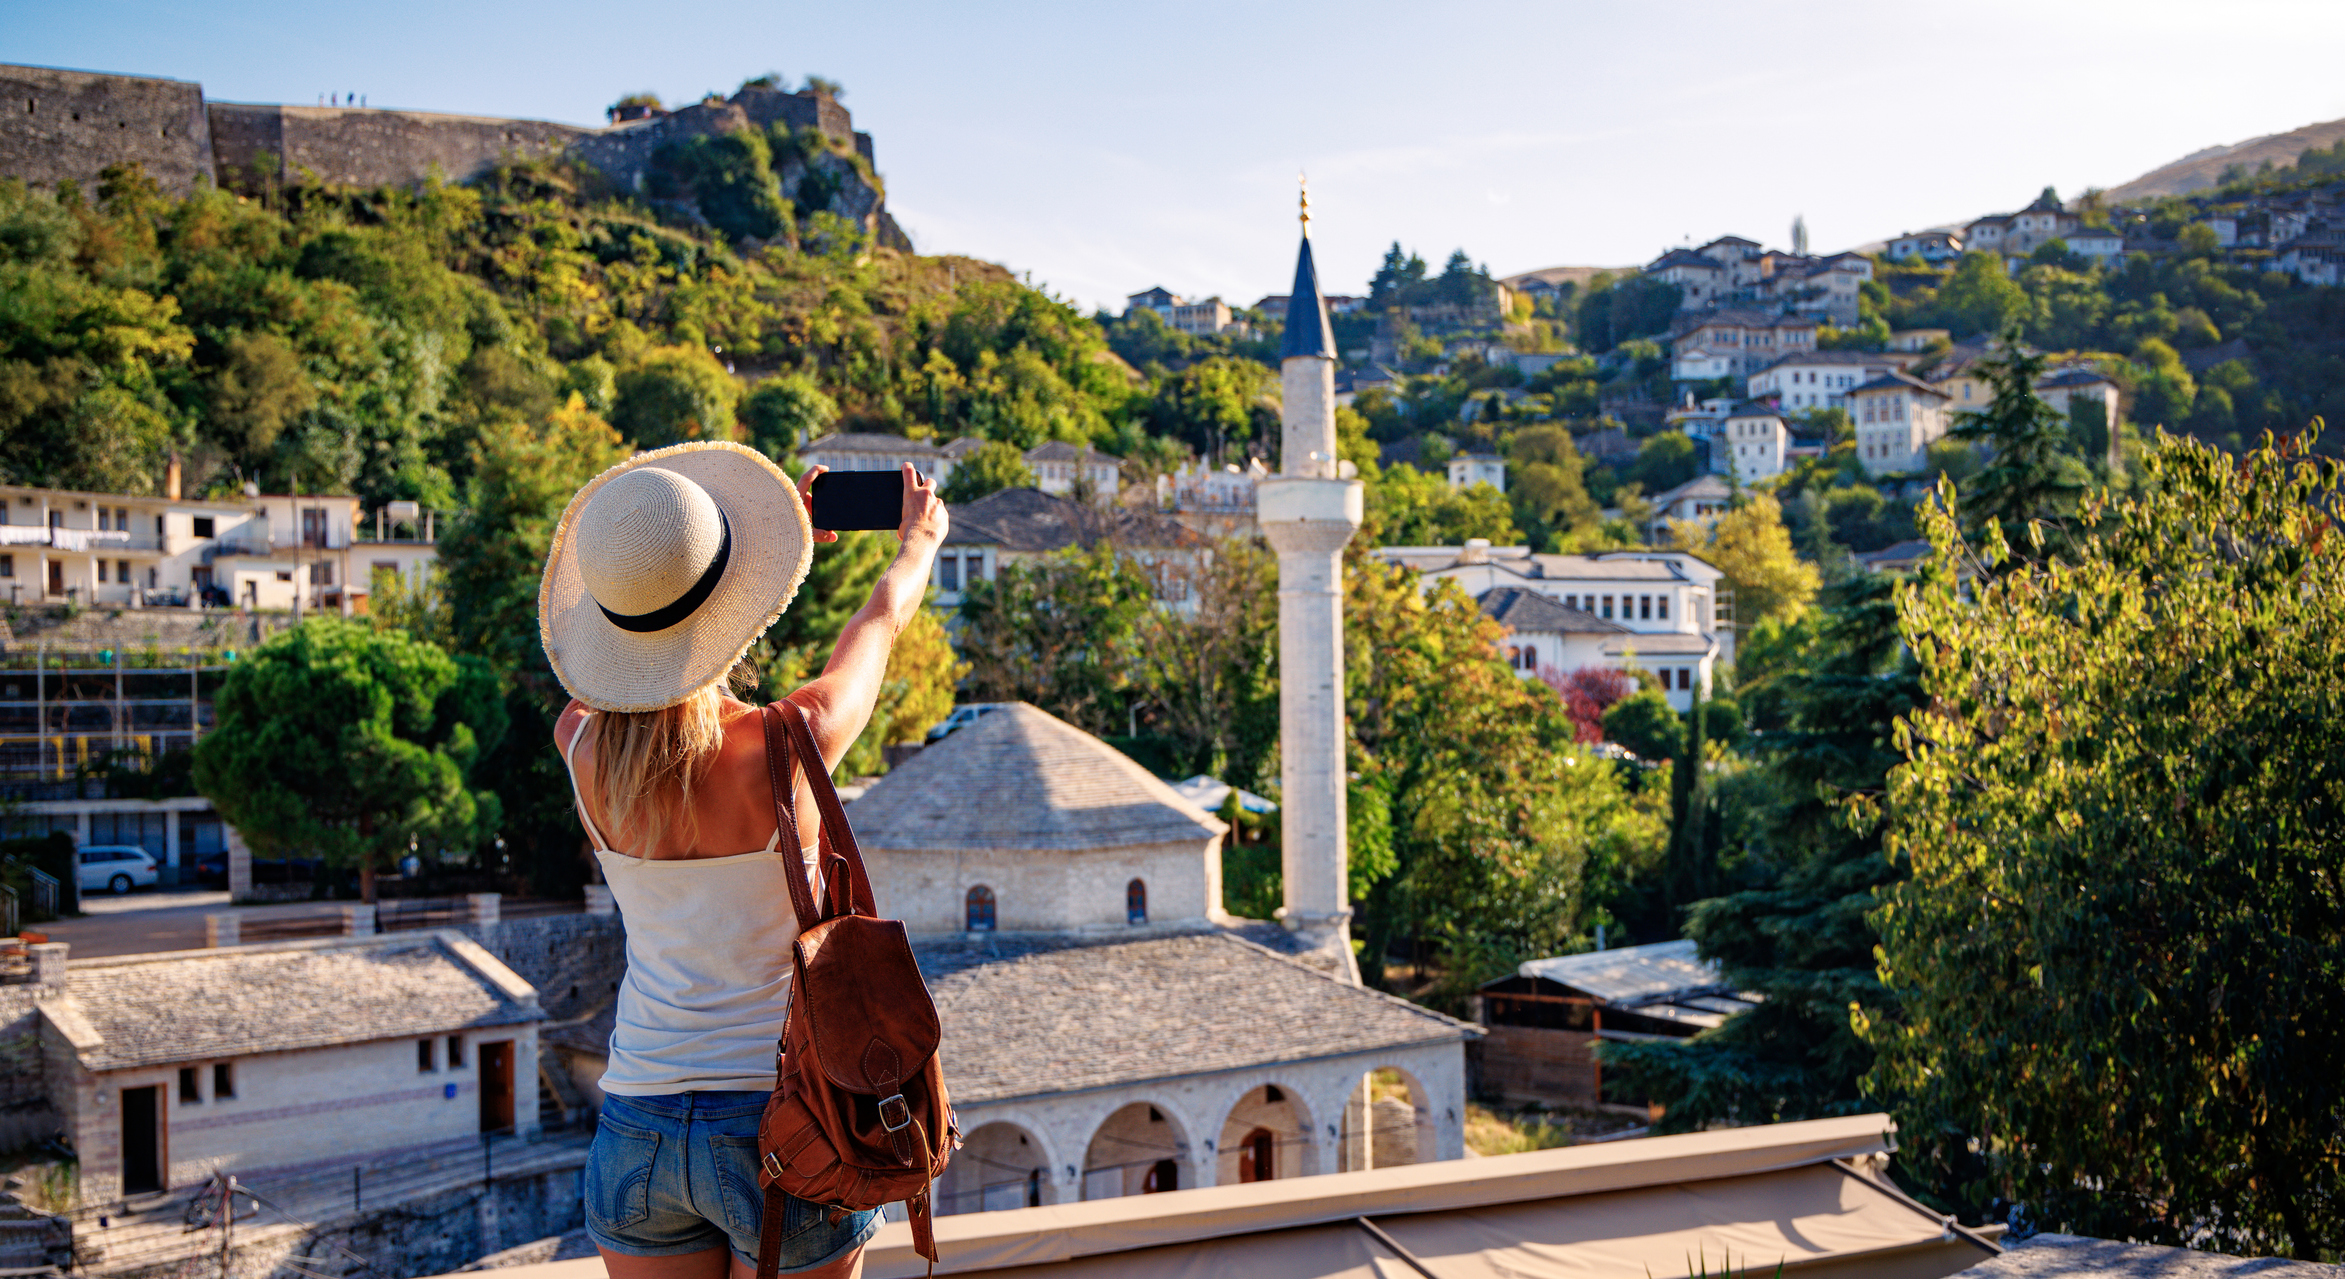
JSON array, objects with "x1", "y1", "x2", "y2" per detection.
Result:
[
  {"x1": 1477, "y1": 587, "x2": 1715, "y2": 709},
  {"x1": 1887, "y1": 229, "x2": 1964, "y2": 262},
  {"x1": 1021, "y1": 441, "x2": 1122, "y2": 503},
  {"x1": 931, "y1": 487, "x2": 1207, "y2": 613},
  {"x1": 36, "y1": 932, "x2": 542, "y2": 1203},
  {"x1": 851, "y1": 703, "x2": 1229, "y2": 937},
  {"x1": 1720, "y1": 402, "x2": 1792, "y2": 484},
  {"x1": 1445, "y1": 454, "x2": 1506, "y2": 493},
  {"x1": 1667, "y1": 309, "x2": 1818, "y2": 378},
  {"x1": 1851, "y1": 371, "x2": 1955, "y2": 475}
]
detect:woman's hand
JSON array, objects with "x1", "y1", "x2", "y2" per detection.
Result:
[
  {"x1": 797, "y1": 465, "x2": 838, "y2": 544},
  {"x1": 898, "y1": 461, "x2": 947, "y2": 549}
]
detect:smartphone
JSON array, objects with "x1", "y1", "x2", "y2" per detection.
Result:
[{"x1": 809, "y1": 470, "x2": 906, "y2": 532}]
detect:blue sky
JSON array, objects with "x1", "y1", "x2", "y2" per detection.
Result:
[{"x1": 9, "y1": 0, "x2": 2345, "y2": 313}]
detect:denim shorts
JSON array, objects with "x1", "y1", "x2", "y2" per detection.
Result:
[{"x1": 584, "y1": 1091, "x2": 881, "y2": 1271}]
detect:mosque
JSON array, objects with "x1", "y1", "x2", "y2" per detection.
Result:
[{"x1": 852, "y1": 198, "x2": 1473, "y2": 1214}]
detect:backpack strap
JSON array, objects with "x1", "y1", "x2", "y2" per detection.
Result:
[
  {"x1": 776, "y1": 698, "x2": 879, "y2": 920},
  {"x1": 755, "y1": 1184, "x2": 787, "y2": 1279},
  {"x1": 759, "y1": 703, "x2": 821, "y2": 934}
]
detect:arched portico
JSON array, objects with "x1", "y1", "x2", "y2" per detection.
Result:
[
  {"x1": 1080, "y1": 1100, "x2": 1194, "y2": 1200},
  {"x1": 936, "y1": 1120, "x2": 1055, "y2": 1216},
  {"x1": 1214, "y1": 1081, "x2": 1316, "y2": 1184},
  {"x1": 1334, "y1": 1064, "x2": 1436, "y2": 1171}
]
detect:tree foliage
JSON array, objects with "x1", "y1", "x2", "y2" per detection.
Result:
[
  {"x1": 956, "y1": 544, "x2": 1156, "y2": 734},
  {"x1": 1668, "y1": 493, "x2": 1819, "y2": 627},
  {"x1": 193, "y1": 619, "x2": 506, "y2": 900},
  {"x1": 937, "y1": 439, "x2": 1035, "y2": 504},
  {"x1": 1865, "y1": 431, "x2": 2345, "y2": 1258}
]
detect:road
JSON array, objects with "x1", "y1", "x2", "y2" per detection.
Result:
[{"x1": 32, "y1": 888, "x2": 343, "y2": 959}]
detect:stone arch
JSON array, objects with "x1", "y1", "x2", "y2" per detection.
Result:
[
  {"x1": 1080, "y1": 1100, "x2": 1192, "y2": 1200},
  {"x1": 1336, "y1": 1063, "x2": 1436, "y2": 1171},
  {"x1": 936, "y1": 1119, "x2": 1054, "y2": 1216},
  {"x1": 1214, "y1": 1080, "x2": 1316, "y2": 1184}
]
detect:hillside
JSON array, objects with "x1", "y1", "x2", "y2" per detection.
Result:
[
  {"x1": 2107, "y1": 115, "x2": 2345, "y2": 200},
  {"x1": 1500, "y1": 265, "x2": 1639, "y2": 292}
]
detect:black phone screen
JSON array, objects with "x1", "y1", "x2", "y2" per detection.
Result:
[{"x1": 809, "y1": 470, "x2": 906, "y2": 532}]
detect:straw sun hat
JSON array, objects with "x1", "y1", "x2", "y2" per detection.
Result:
[{"x1": 539, "y1": 442, "x2": 813, "y2": 712}]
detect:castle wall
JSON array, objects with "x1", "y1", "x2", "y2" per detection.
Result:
[
  {"x1": 208, "y1": 104, "x2": 588, "y2": 192},
  {"x1": 0, "y1": 65, "x2": 214, "y2": 195}
]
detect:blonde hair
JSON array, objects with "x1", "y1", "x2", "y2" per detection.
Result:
[{"x1": 584, "y1": 664, "x2": 757, "y2": 853}]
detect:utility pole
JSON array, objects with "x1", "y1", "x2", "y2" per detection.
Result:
[
  {"x1": 218, "y1": 1174, "x2": 236, "y2": 1279},
  {"x1": 290, "y1": 472, "x2": 301, "y2": 624}
]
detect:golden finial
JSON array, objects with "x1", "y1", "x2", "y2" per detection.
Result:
[{"x1": 1299, "y1": 171, "x2": 1310, "y2": 236}]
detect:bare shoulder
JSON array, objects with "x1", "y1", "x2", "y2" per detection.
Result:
[{"x1": 554, "y1": 700, "x2": 590, "y2": 754}]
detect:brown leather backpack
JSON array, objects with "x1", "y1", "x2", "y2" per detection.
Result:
[{"x1": 754, "y1": 700, "x2": 958, "y2": 1276}]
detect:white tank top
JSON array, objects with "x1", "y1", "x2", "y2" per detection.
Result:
[{"x1": 564, "y1": 714, "x2": 822, "y2": 1095}]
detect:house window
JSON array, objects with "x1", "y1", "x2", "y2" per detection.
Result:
[
  {"x1": 1640, "y1": 595, "x2": 1652, "y2": 620},
  {"x1": 0, "y1": 555, "x2": 13, "y2": 579},
  {"x1": 447, "y1": 1036, "x2": 465, "y2": 1068},
  {"x1": 97, "y1": 509, "x2": 110, "y2": 532},
  {"x1": 179, "y1": 1066, "x2": 201, "y2": 1103},
  {"x1": 275, "y1": 570, "x2": 293, "y2": 582},
  {"x1": 1564, "y1": 595, "x2": 1578, "y2": 610},
  {"x1": 1127, "y1": 878, "x2": 1147, "y2": 925},
  {"x1": 419, "y1": 1038, "x2": 438, "y2": 1072},
  {"x1": 1658, "y1": 596, "x2": 1669, "y2": 620},
  {"x1": 117, "y1": 559, "x2": 130, "y2": 582},
  {"x1": 1601, "y1": 595, "x2": 1614, "y2": 619},
  {"x1": 311, "y1": 561, "x2": 333, "y2": 586},
  {"x1": 116, "y1": 507, "x2": 128, "y2": 529},
  {"x1": 193, "y1": 517, "x2": 215, "y2": 538},
  {"x1": 939, "y1": 554, "x2": 960, "y2": 591},
  {"x1": 965, "y1": 885, "x2": 996, "y2": 932},
  {"x1": 1521, "y1": 644, "x2": 1537, "y2": 670},
  {"x1": 213, "y1": 1062, "x2": 235, "y2": 1099}
]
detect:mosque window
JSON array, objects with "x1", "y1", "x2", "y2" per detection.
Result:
[
  {"x1": 1127, "y1": 879, "x2": 1147, "y2": 925},
  {"x1": 966, "y1": 885, "x2": 996, "y2": 932}
]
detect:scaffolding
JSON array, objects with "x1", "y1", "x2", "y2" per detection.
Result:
[{"x1": 0, "y1": 641, "x2": 232, "y2": 790}]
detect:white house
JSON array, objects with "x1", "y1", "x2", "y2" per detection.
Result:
[
  {"x1": 1156, "y1": 459, "x2": 1266, "y2": 539},
  {"x1": 1720, "y1": 403, "x2": 1792, "y2": 483},
  {"x1": 933, "y1": 487, "x2": 1206, "y2": 613},
  {"x1": 1373, "y1": 540, "x2": 1732, "y2": 671},
  {"x1": 1022, "y1": 441, "x2": 1121, "y2": 503},
  {"x1": 34, "y1": 932, "x2": 542, "y2": 1203},
  {"x1": 1478, "y1": 587, "x2": 1714, "y2": 710},
  {"x1": 1887, "y1": 229, "x2": 1963, "y2": 263},
  {"x1": 1670, "y1": 347, "x2": 1737, "y2": 382},
  {"x1": 1446, "y1": 454, "x2": 1506, "y2": 493},
  {"x1": 1668, "y1": 309, "x2": 1818, "y2": 378},
  {"x1": 1643, "y1": 474, "x2": 1735, "y2": 536},
  {"x1": 1744, "y1": 351, "x2": 1897, "y2": 412},
  {"x1": 0, "y1": 481, "x2": 434, "y2": 615},
  {"x1": 802, "y1": 432, "x2": 952, "y2": 483},
  {"x1": 1644, "y1": 250, "x2": 1727, "y2": 306},
  {"x1": 2065, "y1": 224, "x2": 2126, "y2": 268},
  {"x1": 1850, "y1": 371, "x2": 1954, "y2": 475}
]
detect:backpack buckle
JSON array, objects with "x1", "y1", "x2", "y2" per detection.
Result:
[
  {"x1": 877, "y1": 1093, "x2": 912, "y2": 1133},
  {"x1": 762, "y1": 1150, "x2": 785, "y2": 1182}
]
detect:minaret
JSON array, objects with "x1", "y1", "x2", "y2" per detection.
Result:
[{"x1": 1262, "y1": 179, "x2": 1365, "y2": 983}]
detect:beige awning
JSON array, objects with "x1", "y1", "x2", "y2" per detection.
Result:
[
  {"x1": 457, "y1": 1115, "x2": 1991, "y2": 1279},
  {"x1": 854, "y1": 1114, "x2": 1994, "y2": 1279}
]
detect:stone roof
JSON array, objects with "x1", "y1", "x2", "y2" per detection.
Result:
[
  {"x1": 803, "y1": 432, "x2": 943, "y2": 456},
  {"x1": 944, "y1": 487, "x2": 1200, "y2": 553},
  {"x1": 46, "y1": 933, "x2": 540, "y2": 1072},
  {"x1": 1648, "y1": 474, "x2": 1735, "y2": 508},
  {"x1": 1023, "y1": 440, "x2": 1120, "y2": 464},
  {"x1": 1754, "y1": 350, "x2": 1895, "y2": 372},
  {"x1": 2035, "y1": 368, "x2": 2116, "y2": 389},
  {"x1": 915, "y1": 929, "x2": 1476, "y2": 1104},
  {"x1": 852, "y1": 702, "x2": 1227, "y2": 852},
  {"x1": 1479, "y1": 587, "x2": 1624, "y2": 635},
  {"x1": 1963, "y1": 1233, "x2": 2342, "y2": 1278},
  {"x1": 1853, "y1": 370, "x2": 1951, "y2": 398}
]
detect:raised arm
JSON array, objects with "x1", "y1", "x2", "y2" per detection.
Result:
[{"x1": 787, "y1": 462, "x2": 948, "y2": 772}]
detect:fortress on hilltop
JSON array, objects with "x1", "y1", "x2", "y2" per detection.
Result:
[{"x1": 0, "y1": 62, "x2": 908, "y2": 247}]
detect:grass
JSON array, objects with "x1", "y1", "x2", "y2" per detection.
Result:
[{"x1": 1464, "y1": 1103, "x2": 1577, "y2": 1156}]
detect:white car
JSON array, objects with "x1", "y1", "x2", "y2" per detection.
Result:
[{"x1": 78, "y1": 845, "x2": 160, "y2": 895}]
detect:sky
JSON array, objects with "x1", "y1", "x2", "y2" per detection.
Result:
[{"x1": 9, "y1": 0, "x2": 2345, "y2": 315}]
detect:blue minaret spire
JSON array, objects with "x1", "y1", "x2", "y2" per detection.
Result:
[{"x1": 1280, "y1": 179, "x2": 1336, "y2": 361}]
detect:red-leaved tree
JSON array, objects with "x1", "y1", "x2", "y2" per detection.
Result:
[{"x1": 1541, "y1": 665, "x2": 1634, "y2": 743}]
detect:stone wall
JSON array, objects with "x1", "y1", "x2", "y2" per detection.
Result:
[
  {"x1": 455, "y1": 913, "x2": 621, "y2": 1026},
  {"x1": 209, "y1": 104, "x2": 588, "y2": 194},
  {"x1": 0, "y1": 65, "x2": 214, "y2": 196},
  {"x1": 0, "y1": 981, "x2": 59, "y2": 1153}
]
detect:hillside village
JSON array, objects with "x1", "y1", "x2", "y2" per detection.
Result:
[{"x1": 0, "y1": 51, "x2": 2341, "y2": 1279}]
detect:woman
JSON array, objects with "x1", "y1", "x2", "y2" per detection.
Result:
[{"x1": 538, "y1": 442, "x2": 945, "y2": 1279}]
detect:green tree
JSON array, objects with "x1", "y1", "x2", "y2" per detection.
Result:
[
  {"x1": 1602, "y1": 574, "x2": 1914, "y2": 1129},
  {"x1": 1599, "y1": 687, "x2": 1681, "y2": 761},
  {"x1": 1668, "y1": 494, "x2": 1819, "y2": 627},
  {"x1": 835, "y1": 603, "x2": 967, "y2": 780},
  {"x1": 1928, "y1": 253, "x2": 2030, "y2": 337},
  {"x1": 1627, "y1": 430, "x2": 1698, "y2": 495},
  {"x1": 956, "y1": 544, "x2": 1155, "y2": 734},
  {"x1": 1950, "y1": 334, "x2": 2089, "y2": 546},
  {"x1": 612, "y1": 345, "x2": 741, "y2": 445},
  {"x1": 193, "y1": 619, "x2": 506, "y2": 902},
  {"x1": 1867, "y1": 432, "x2": 2345, "y2": 1258},
  {"x1": 937, "y1": 438, "x2": 1036, "y2": 504},
  {"x1": 1366, "y1": 462, "x2": 1522, "y2": 546},
  {"x1": 1506, "y1": 425, "x2": 1603, "y2": 550},
  {"x1": 739, "y1": 373, "x2": 837, "y2": 461}
]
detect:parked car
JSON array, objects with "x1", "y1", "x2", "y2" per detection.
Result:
[
  {"x1": 191, "y1": 849, "x2": 229, "y2": 885},
  {"x1": 77, "y1": 845, "x2": 160, "y2": 895},
  {"x1": 925, "y1": 703, "x2": 1012, "y2": 743}
]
